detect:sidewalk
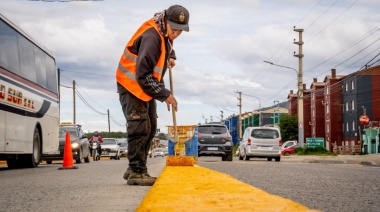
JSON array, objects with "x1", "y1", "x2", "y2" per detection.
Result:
[{"x1": 281, "y1": 153, "x2": 380, "y2": 166}]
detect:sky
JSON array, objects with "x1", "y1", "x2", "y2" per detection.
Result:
[{"x1": 1, "y1": 0, "x2": 379, "y2": 134}]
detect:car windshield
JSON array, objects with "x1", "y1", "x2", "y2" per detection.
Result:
[
  {"x1": 198, "y1": 126, "x2": 227, "y2": 134},
  {"x1": 251, "y1": 129, "x2": 279, "y2": 139},
  {"x1": 102, "y1": 139, "x2": 117, "y2": 145},
  {"x1": 59, "y1": 128, "x2": 78, "y2": 138}
]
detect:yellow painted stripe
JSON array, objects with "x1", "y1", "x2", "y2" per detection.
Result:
[{"x1": 136, "y1": 166, "x2": 318, "y2": 212}]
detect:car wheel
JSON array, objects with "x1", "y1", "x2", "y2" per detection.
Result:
[
  {"x1": 244, "y1": 151, "x2": 250, "y2": 161},
  {"x1": 84, "y1": 149, "x2": 90, "y2": 163},
  {"x1": 226, "y1": 154, "x2": 233, "y2": 161},
  {"x1": 275, "y1": 157, "x2": 281, "y2": 162},
  {"x1": 239, "y1": 152, "x2": 243, "y2": 160},
  {"x1": 75, "y1": 148, "x2": 83, "y2": 164},
  {"x1": 221, "y1": 155, "x2": 227, "y2": 161},
  {"x1": 284, "y1": 152, "x2": 290, "y2": 156},
  {"x1": 267, "y1": 157, "x2": 272, "y2": 161},
  {"x1": 46, "y1": 160, "x2": 52, "y2": 164}
]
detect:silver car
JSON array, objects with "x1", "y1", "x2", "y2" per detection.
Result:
[
  {"x1": 238, "y1": 126, "x2": 282, "y2": 162},
  {"x1": 101, "y1": 138, "x2": 121, "y2": 160}
]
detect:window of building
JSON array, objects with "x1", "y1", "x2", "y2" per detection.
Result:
[
  {"x1": 326, "y1": 86, "x2": 329, "y2": 95},
  {"x1": 327, "y1": 105, "x2": 329, "y2": 113},
  {"x1": 345, "y1": 82, "x2": 348, "y2": 91},
  {"x1": 346, "y1": 122, "x2": 349, "y2": 132},
  {"x1": 352, "y1": 121, "x2": 355, "y2": 131},
  {"x1": 351, "y1": 100, "x2": 355, "y2": 110},
  {"x1": 351, "y1": 80, "x2": 354, "y2": 90},
  {"x1": 346, "y1": 102, "x2": 349, "y2": 111},
  {"x1": 327, "y1": 124, "x2": 329, "y2": 133}
]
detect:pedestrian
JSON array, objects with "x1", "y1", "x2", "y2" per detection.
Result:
[{"x1": 116, "y1": 5, "x2": 190, "y2": 186}]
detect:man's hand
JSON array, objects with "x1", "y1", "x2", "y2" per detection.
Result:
[
  {"x1": 165, "y1": 94, "x2": 177, "y2": 111},
  {"x1": 169, "y1": 58, "x2": 176, "y2": 68}
]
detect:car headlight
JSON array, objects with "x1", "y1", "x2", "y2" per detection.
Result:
[{"x1": 71, "y1": 142, "x2": 80, "y2": 149}]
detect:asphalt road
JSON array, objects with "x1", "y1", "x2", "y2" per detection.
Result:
[
  {"x1": 198, "y1": 157, "x2": 380, "y2": 212},
  {"x1": 0, "y1": 157, "x2": 166, "y2": 212},
  {"x1": 1, "y1": 156, "x2": 379, "y2": 212}
]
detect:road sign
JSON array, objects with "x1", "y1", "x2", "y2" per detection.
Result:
[{"x1": 306, "y1": 137, "x2": 324, "y2": 148}]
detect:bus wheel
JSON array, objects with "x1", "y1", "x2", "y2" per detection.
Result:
[
  {"x1": 26, "y1": 128, "x2": 41, "y2": 168},
  {"x1": 7, "y1": 128, "x2": 41, "y2": 169}
]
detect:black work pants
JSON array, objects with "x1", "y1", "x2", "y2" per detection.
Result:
[{"x1": 119, "y1": 88, "x2": 156, "y2": 174}]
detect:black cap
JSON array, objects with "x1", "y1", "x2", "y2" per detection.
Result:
[{"x1": 166, "y1": 5, "x2": 189, "y2": 32}]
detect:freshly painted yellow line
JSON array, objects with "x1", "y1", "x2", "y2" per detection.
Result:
[{"x1": 136, "y1": 165, "x2": 318, "y2": 212}]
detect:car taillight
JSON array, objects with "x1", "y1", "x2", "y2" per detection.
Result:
[
  {"x1": 247, "y1": 138, "x2": 251, "y2": 145},
  {"x1": 279, "y1": 139, "x2": 283, "y2": 146},
  {"x1": 224, "y1": 135, "x2": 232, "y2": 141}
]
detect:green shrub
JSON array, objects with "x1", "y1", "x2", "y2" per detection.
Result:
[{"x1": 296, "y1": 146, "x2": 336, "y2": 156}]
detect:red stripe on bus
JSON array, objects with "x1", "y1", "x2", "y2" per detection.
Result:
[{"x1": 0, "y1": 67, "x2": 58, "y2": 100}]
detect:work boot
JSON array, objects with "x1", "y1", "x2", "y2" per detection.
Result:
[
  {"x1": 123, "y1": 167, "x2": 133, "y2": 180},
  {"x1": 127, "y1": 172, "x2": 156, "y2": 186},
  {"x1": 123, "y1": 167, "x2": 156, "y2": 180}
]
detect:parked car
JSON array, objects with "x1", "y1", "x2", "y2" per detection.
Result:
[
  {"x1": 235, "y1": 148, "x2": 240, "y2": 156},
  {"x1": 101, "y1": 138, "x2": 120, "y2": 160},
  {"x1": 197, "y1": 123, "x2": 233, "y2": 161},
  {"x1": 282, "y1": 140, "x2": 297, "y2": 149},
  {"x1": 41, "y1": 124, "x2": 91, "y2": 164},
  {"x1": 281, "y1": 146, "x2": 296, "y2": 156},
  {"x1": 118, "y1": 141, "x2": 128, "y2": 158},
  {"x1": 238, "y1": 126, "x2": 282, "y2": 162}
]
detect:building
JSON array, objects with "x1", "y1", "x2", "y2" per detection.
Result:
[
  {"x1": 310, "y1": 78, "x2": 326, "y2": 139},
  {"x1": 323, "y1": 69, "x2": 345, "y2": 150},
  {"x1": 342, "y1": 65, "x2": 380, "y2": 144}
]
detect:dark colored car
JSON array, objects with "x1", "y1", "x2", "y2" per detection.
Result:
[
  {"x1": 41, "y1": 124, "x2": 91, "y2": 164},
  {"x1": 197, "y1": 123, "x2": 233, "y2": 161}
]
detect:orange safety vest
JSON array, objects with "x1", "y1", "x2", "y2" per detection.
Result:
[{"x1": 116, "y1": 18, "x2": 166, "y2": 101}]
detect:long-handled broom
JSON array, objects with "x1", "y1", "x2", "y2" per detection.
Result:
[{"x1": 166, "y1": 65, "x2": 194, "y2": 166}]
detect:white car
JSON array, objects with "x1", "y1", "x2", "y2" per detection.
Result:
[
  {"x1": 101, "y1": 138, "x2": 120, "y2": 160},
  {"x1": 238, "y1": 126, "x2": 282, "y2": 162},
  {"x1": 153, "y1": 149, "x2": 165, "y2": 157}
]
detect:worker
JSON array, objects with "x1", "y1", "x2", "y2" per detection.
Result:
[{"x1": 116, "y1": 5, "x2": 190, "y2": 186}]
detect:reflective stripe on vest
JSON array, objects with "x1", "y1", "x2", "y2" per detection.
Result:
[{"x1": 116, "y1": 18, "x2": 166, "y2": 101}]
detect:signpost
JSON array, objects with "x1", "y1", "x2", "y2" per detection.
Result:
[{"x1": 306, "y1": 137, "x2": 324, "y2": 148}]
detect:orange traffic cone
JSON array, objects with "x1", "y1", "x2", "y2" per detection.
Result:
[{"x1": 58, "y1": 131, "x2": 78, "y2": 170}]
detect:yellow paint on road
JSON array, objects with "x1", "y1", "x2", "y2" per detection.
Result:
[{"x1": 136, "y1": 165, "x2": 318, "y2": 212}]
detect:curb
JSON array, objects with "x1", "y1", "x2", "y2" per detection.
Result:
[{"x1": 136, "y1": 165, "x2": 318, "y2": 212}]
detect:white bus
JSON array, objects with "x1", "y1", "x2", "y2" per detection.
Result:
[{"x1": 0, "y1": 13, "x2": 59, "y2": 168}]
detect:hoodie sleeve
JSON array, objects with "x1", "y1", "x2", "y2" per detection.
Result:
[{"x1": 131, "y1": 28, "x2": 171, "y2": 102}]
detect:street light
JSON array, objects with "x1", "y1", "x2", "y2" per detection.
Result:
[
  {"x1": 263, "y1": 60, "x2": 304, "y2": 147},
  {"x1": 241, "y1": 94, "x2": 262, "y2": 126}
]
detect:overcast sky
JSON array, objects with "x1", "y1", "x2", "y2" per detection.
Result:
[{"x1": 1, "y1": 0, "x2": 379, "y2": 133}]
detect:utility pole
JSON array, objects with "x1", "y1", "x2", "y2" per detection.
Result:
[
  {"x1": 294, "y1": 27, "x2": 304, "y2": 147},
  {"x1": 73, "y1": 80, "x2": 76, "y2": 124},
  {"x1": 107, "y1": 109, "x2": 110, "y2": 137},
  {"x1": 220, "y1": 110, "x2": 223, "y2": 124},
  {"x1": 235, "y1": 91, "x2": 242, "y2": 139}
]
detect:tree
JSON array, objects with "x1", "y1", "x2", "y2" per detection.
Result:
[
  {"x1": 155, "y1": 133, "x2": 167, "y2": 140},
  {"x1": 279, "y1": 115, "x2": 298, "y2": 142}
]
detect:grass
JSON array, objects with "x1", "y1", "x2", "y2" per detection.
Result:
[{"x1": 295, "y1": 146, "x2": 337, "y2": 156}]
